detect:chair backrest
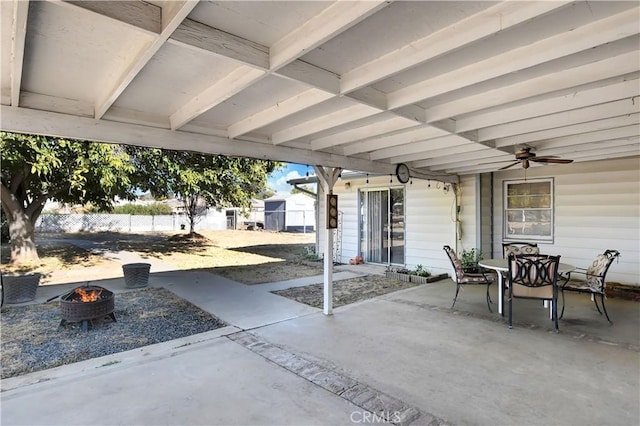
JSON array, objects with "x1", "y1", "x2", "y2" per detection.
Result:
[
  {"x1": 508, "y1": 254, "x2": 560, "y2": 299},
  {"x1": 502, "y1": 242, "x2": 539, "y2": 258},
  {"x1": 443, "y1": 245, "x2": 464, "y2": 279},
  {"x1": 585, "y1": 249, "x2": 621, "y2": 291}
]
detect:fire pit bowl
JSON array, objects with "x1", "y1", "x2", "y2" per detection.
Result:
[{"x1": 60, "y1": 285, "x2": 116, "y2": 331}]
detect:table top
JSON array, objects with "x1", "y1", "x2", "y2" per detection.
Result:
[{"x1": 478, "y1": 258, "x2": 575, "y2": 273}]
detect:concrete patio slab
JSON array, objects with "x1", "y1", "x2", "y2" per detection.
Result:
[
  {"x1": 254, "y1": 290, "x2": 640, "y2": 426},
  {"x1": 1, "y1": 336, "x2": 366, "y2": 426},
  {"x1": 3, "y1": 270, "x2": 638, "y2": 425}
]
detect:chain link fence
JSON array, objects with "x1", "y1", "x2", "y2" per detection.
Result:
[
  {"x1": 35, "y1": 213, "x2": 223, "y2": 233},
  {"x1": 35, "y1": 208, "x2": 316, "y2": 234}
]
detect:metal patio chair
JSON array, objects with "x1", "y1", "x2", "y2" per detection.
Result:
[
  {"x1": 502, "y1": 242, "x2": 539, "y2": 258},
  {"x1": 443, "y1": 245, "x2": 496, "y2": 312},
  {"x1": 560, "y1": 249, "x2": 621, "y2": 323},
  {"x1": 508, "y1": 254, "x2": 561, "y2": 332}
]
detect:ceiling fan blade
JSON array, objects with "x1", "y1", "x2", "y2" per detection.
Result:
[
  {"x1": 532, "y1": 158, "x2": 574, "y2": 164},
  {"x1": 530, "y1": 155, "x2": 559, "y2": 160},
  {"x1": 498, "y1": 161, "x2": 520, "y2": 170}
]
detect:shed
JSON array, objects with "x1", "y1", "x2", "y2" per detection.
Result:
[{"x1": 264, "y1": 194, "x2": 316, "y2": 232}]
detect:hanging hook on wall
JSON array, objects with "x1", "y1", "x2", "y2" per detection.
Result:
[
  {"x1": 366, "y1": 173, "x2": 369, "y2": 185},
  {"x1": 436, "y1": 182, "x2": 441, "y2": 189},
  {"x1": 389, "y1": 174, "x2": 393, "y2": 184},
  {"x1": 305, "y1": 165, "x2": 309, "y2": 177},
  {"x1": 410, "y1": 176, "x2": 413, "y2": 185},
  {"x1": 427, "y1": 180, "x2": 431, "y2": 188}
]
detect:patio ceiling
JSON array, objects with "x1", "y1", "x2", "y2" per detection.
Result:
[{"x1": 1, "y1": 1, "x2": 639, "y2": 182}]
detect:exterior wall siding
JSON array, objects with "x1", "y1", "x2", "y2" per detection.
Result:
[
  {"x1": 489, "y1": 157, "x2": 639, "y2": 286},
  {"x1": 322, "y1": 176, "x2": 456, "y2": 276},
  {"x1": 316, "y1": 157, "x2": 638, "y2": 287}
]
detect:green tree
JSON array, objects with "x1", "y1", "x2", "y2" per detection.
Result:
[
  {"x1": 126, "y1": 147, "x2": 281, "y2": 233},
  {"x1": 111, "y1": 203, "x2": 173, "y2": 215},
  {"x1": 0, "y1": 132, "x2": 136, "y2": 264}
]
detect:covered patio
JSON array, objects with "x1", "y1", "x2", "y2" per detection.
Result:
[
  {"x1": 1, "y1": 1, "x2": 639, "y2": 423},
  {"x1": 2, "y1": 0, "x2": 638, "y2": 314}
]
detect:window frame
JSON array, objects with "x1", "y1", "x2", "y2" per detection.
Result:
[{"x1": 503, "y1": 178, "x2": 554, "y2": 243}]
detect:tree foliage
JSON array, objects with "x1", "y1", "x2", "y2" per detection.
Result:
[
  {"x1": 111, "y1": 203, "x2": 173, "y2": 216},
  {"x1": 0, "y1": 132, "x2": 136, "y2": 263},
  {"x1": 125, "y1": 147, "x2": 281, "y2": 232}
]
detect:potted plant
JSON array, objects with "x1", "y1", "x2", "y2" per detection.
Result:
[
  {"x1": 461, "y1": 248, "x2": 483, "y2": 273},
  {"x1": 2, "y1": 262, "x2": 42, "y2": 304}
]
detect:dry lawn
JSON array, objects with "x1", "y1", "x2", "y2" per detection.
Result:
[{"x1": 2, "y1": 230, "x2": 320, "y2": 285}]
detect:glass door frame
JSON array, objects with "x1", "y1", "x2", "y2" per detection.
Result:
[{"x1": 358, "y1": 186, "x2": 405, "y2": 266}]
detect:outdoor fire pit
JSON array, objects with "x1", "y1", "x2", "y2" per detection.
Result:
[{"x1": 59, "y1": 285, "x2": 116, "y2": 331}]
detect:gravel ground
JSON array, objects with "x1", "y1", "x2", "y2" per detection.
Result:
[
  {"x1": 272, "y1": 275, "x2": 419, "y2": 309},
  {"x1": 0, "y1": 287, "x2": 226, "y2": 379}
]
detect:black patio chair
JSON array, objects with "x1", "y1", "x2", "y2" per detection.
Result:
[
  {"x1": 507, "y1": 254, "x2": 561, "y2": 332},
  {"x1": 443, "y1": 245, "x2": 496, "y2": 312},
  {"x1": 560, "y1": 249, "x2": 621, "y2": 323},
  {"x1": 502, "y1": 242, "x2": 539, "y2": 258}
]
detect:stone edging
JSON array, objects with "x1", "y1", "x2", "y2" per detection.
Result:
[{"x1": 228, "y1": 331, "x2": 451, "y2": 426}]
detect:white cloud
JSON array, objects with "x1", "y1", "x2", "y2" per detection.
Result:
[{"x1": 270, "y1": 170, "x2": 303, "y2": 194}]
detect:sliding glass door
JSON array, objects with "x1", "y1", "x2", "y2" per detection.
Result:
[{"x1": 359, "y1": 188, "x2": 405, "y2": 265}]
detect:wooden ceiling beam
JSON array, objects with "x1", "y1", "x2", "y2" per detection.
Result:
[
  {"x1": 10, "y1": 0, "x2": 28, "y2": 107},
  {"x1": 385, "y1": 139, "x2": 483, "y2": 164},
  {"x1": 455, "y1": 78, "x2": 640, "y2": 133},
  {"x1": 1, "y1": 105, "x2": 408, "y2": 177},
  {"x1": 170, "y1": 18, "x2": 269, "y2": 69},
  {"x1": 93, "y1": 0, "x2": 199, "y2": 119},
  {"x1": 170, "y1": 67, "x2": 265, "y2": 131},
  {"x1": 533, "y1": 126, "x2": 640, "y2": 150},
  {"x1": 494, "y1": 113, "x2": 640, "y2": 148},
  {"x1": 537, "y1": 139, "x2": 640, "y2": 158},
  {"x1": 387, "y1": 8, "x2": 639, "y2": 109},
  {"x1": 271, "y1": 103, "x2": 380, "y2": 145},
  {"x1": 342, "y1": 125, "x2": 448, "y2": 156},
  {"x1": 424, "y1": 51, "x2": 640, "y2": 123},
  {"x1": 269, "y1": 0, "x2": 388, "y2": 71},
  {"x1": 340, "y1": 1, "x2": 571, "y2": 94},
  {"x1": 63, "y1": 0, "x2": 162, "y2": 34},
  {"x1": 228, "y1": 88, "x2": 333, "y2": 139},
  {"x1": 486, "y1": 98, "x2": 640, "y2": 143},
  {"x1": 412, "y1": 149, "x2": 511, "y2": 169},
  {"x1": 369, "y1": 135, "x2": 469, "y2": 161},
  {"x1": 310, "y1": 116, "x2": 420, "y2": 151},
  {"x1": 276, "y1": 61, "x2": 340, "y2": 94}
]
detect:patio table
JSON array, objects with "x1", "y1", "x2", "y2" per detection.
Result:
[{"x1": 478, "y1": 258, "x2": 575, "y2": 315}]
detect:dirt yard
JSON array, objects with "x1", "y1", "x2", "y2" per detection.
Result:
[
  {"x1": 2, "y1": 230, "x2": 320, "y2": 285},
  {"x1": 1, "y1": 229, "x2": 427, "y2": 306},
  {"x1": 1, "y1": 230, "x2": 432, "y2": 378}
]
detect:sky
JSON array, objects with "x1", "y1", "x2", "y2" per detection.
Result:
[{"x1": 268, "y1": 163, "x2": 312, "y2": 194}]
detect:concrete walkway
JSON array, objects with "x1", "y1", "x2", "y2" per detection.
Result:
[{"x1": 2, "y1": 264, "x2": 639, "y2": 425}]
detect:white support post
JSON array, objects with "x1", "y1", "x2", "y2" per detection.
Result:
[
  {"x1": 314, "y1": 166, "x2": 342, "y2": 316},
  {"x1": 323, "y1": 226, "x2": 334, "y2": 315}
]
